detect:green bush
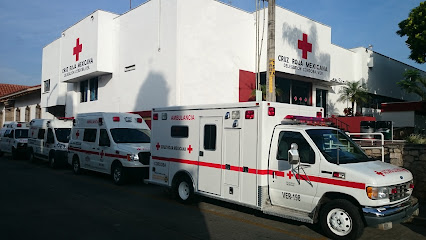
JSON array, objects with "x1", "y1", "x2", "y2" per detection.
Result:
[{"x1": 406, "y1": 134, "x2": 426, "y2": 144}]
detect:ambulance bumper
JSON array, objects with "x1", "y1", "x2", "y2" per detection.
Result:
[
  {"x1": 124, "y1": 166, "x2": 149, "y2": 180},
  {"x1": 362, "y1": 197, "x2": 419, "y2": 227}
]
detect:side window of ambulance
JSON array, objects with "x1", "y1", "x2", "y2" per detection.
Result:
[
  {"x1": 204, "y1": 124, "x2": 217, "y2": 150},
  {"x1": 9, "y1": 130, "x2": 14, "y2": 139},
  {"x1": 38, "y1": 129, "x2": 45, "y2": 140},
  {"x1": 47, "y1": 129, "x2": 55, "y2": 143},
  {"x1": 171, "y1": 126, "x2": 188, "y2": 138},
  {"x1": 99, "y1": 129, "x2": 110, "y2": 147},
  {"x1": 277, "y1": 131, "x2": 315, "y2": 164},
  {"x1": 83, "y1": 129, "x2": 97, "y2": 142}
]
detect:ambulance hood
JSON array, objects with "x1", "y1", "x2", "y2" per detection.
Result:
[
  {"x1": 115, "y1": 143, "x2": 150, "y2": 154},
  {"x1": 344, "y1": 160, "x2": 412, "y2": 186}
]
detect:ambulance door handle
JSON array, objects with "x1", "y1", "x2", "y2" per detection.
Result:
[
  {"x1": 199, "y1": 151, "x2": 204, "y2": 156},
  {"x1": 272, "y1": 171, "x2": 276, "y2": 178}
]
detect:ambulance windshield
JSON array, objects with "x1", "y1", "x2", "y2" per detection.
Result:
[
  {"x1": 15, "y1": 129, "x2": 28, "y2": 139},
  {"x1": 110, "y1": 128, "x2": 150, "y2": 143},
  {"x1": 306, "y1": 129, "x2": 372, "y2": 164},
  {"x1": 55, "y1": 128, "x2": 71, "y2": 143}
]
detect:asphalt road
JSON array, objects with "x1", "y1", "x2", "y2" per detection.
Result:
[{"x1": 0, "y1": 155, "x2": 425, "y2": 240}]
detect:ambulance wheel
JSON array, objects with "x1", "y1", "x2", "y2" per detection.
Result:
[
  {"x1": 174, "y1": 175, "x2": 194, "y2": 204},
  {"x1": 49, "y1": 155, "x2": 57, "y2": 169},
  {"x1": 112, "y1": 162, "x2": 126, "y2": 185},
  {"x1": 28, "y1": 150, "x2": 35, "y2": 163},
  {"x1": 72, "y1": 157, "x2": 81, "y2": 175},
  {"x1": 320, "y1": 199, "x2": 364, "y2": 240}
]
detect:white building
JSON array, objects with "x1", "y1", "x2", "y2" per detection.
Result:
[
  {"x1": 0, "y1": 85, "x2": 52, "y2": 127},
  {"x1": 41, "y1": 0, "x2": 424, "y2": 120}
]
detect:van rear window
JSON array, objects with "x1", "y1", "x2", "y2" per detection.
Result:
[
  {"x1": 110, "y1": 128, "x2": 150, "y2": 143},
  {"x1": 15, "y1": 129, "x2": 29, "y2": 139},
  {"x1": 55, "y1": 128, "x2": 71, "y2": 143}
]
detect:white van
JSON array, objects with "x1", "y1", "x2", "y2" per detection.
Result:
[
  {"x1": 27, "y1": 118, "x2": 73, "y2": 168},
  {"x1": 0, "y1": 122, "x2": 30, "y2": 160},
  {"x1": 68, "y1": 112, "x2": 151, "y2": 184},
  {"x1": 149, "y1": 102, "x2": 419, "y2": 239}
]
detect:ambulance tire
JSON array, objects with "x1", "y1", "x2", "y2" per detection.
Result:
[
  {"x1": 28, "y1": 150, "x2": 35, "y2": 163},
  {"x1": 173, "y1": 175, "x2": 194, "y2": 204},
  {"x1": 49, "y1": 153, "x2": 57, "y2": 169},
  {"x1": 112, "y1": 162, "x2": 126, "y2": 185},
  {"x1": 72, "y1": 156, "x2": 81, "y2": 175},
  {"x1": 320, "y1": 199, "x2": 364, "y2": 240}
]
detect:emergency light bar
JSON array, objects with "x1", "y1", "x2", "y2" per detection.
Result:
[
  {"x1": 282, "y1": 115, "x2": 328, "y2": 126},
  {"x1": 113, "y1": 117, "x2": 120, "y2": 122}
]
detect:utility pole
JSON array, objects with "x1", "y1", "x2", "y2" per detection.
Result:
[{"x1": 266, "y1": 0, "x2": 276, "y2": 102}]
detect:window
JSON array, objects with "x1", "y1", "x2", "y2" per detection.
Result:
[
  {"x1": 89, "y1": 78, "x2": 98, "y2": 101},
  {"x1": 55, "y1": 128, "x2": 71, "y2": 143},
  {"x1": 15, "y1": 108, "x2": 20, "y2": 121},
  {"x1": 25, "y1": 106, "x2": 31, "y2": 122},
  {"x1": 316, "y1": 89, "x2": 327, "y2": 116},
  {"x1": 80, "y1": 80, "x2": 88, "y2": 102},
  {"x1": 15, "y1": 129, "x2": 28, "y2": 139},
  {"x1": 277, "y1": 131, "x2": 315, "y2": 164},
  {"x1": 37, "y1": 129, "x2": 46, "y2": 139},
  {"x1": 80, "y1": 78, "x2": 98, "y2": 102},
  {"x1": 171, "y1": 126, "x2": 189, "y2": 138},
  {"x1": 99, "y1": 129, "x2": 111, "y2": 147},
  {"x1": 292, "y1": 81, "x2": 312, "y2": 106},
  {"x1": 44, "y1": 79, "x2": 50, "y2": 92},
  {"x1": 83, "y1": 129, "x2": 97, "y2": 142},
  {"x1": 110, "y1": 128, "x2": 150, "y2": 143},
  {"x1": 203, "y1": 125, "x2": 217, "y2": 150},
  {"x1": 36, "y1": 105, "x2": 41, "y2": 118},
  {"x1": 47, "y1": 128, "x2": 55, "y2": 143}
]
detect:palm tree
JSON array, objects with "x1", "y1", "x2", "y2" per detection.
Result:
[
  {"x1": 337, "y1": 80, "x2": 368, "y2": 116},
  {"x1": 397, "y1": 70, "x2": 426, "y2": 101}
]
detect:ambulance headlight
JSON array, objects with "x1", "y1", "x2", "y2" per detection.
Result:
[
  {"x1": 127, "y1": 154, "x2": 139, "y2": 161},
  {"x1": 56, "y1": 143, "x2": 67, "y2": 150},
  {"x1": 366, "y1": 186, "x2": 389, "y2": 200}
]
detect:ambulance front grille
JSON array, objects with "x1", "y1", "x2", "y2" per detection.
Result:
[
  {"x1": 138, "y1": 152, "x2": 151, "y2": 165},
  {"x1": 389, "y1": 181, "x2": 411, "y2": 202}
]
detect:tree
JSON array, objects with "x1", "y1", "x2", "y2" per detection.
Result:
[
  {"x1": 397, "y1": 69, "x2": 426, "y2": 101},
  {"x1": 396, "y1": 2, "x2": 426, "y2": 64},
  {"x1": 337, "y1": 81, "x2": 368, "y2": 116}
]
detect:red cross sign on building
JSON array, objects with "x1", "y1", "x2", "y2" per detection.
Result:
[
  {"x1": 73, "y1": 38, "x2": 83, "y2": 61},
  {"x1": 298, "y1": 33, "x2": 312, "y2": 59}
]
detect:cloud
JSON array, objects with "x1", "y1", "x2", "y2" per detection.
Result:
[{"x1": 0, "y1": 67, "x2": 39, "y2": 86}]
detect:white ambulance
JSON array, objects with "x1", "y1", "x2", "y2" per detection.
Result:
[
  {"x1": 68, "y1": 112, "x2": 151, "y2": 185},
  {"x1": 27, "y1": 118, "x2": 73, "y2": 168},
  {"x1": 0, "y1": 122, "x2": 30, "y2": 160},
  {"x1": 148, "y1": 102, "x2": 419, "y2": 240}
]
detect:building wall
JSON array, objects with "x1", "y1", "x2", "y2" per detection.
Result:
[
  {"x1": 177, "y1": 0, "x2": 254, "y2": 105},
  {"x1": 40, "y1": 0, "x2": 425, "y2": 119},
  {"x1": 0, "y1": 90, "x2": 53, "y2": 127}
]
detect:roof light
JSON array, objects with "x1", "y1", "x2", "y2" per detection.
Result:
[
  {"x1": 153, "y1": 113, "x2": 159, "y2": 120},
  {"x1": 268, "y1": 107, "x2": 275, "y2": 116},
  {"x1": 99, "y1": 118, "x2": 103, "y2": 125},
  {"x1": 162, "y1": 113, "x2": 167, "y2": 120},
  {"x1": 316, "y1": 111, "x2": 322, "y2": 118},
  {"x1": 136, "y1": 118, "x2": 143, "y2": 123},
  {"x1": 17, "y1": 123, "x2": 22, "y2": 127},
  {"x1": 113, "y1": 117, "x2": 120, "y2": 122},
  {"x1": 245, "y1": 110, "x2": 254, "y2": 119}
]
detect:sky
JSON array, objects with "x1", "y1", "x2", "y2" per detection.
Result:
[{"x1": 0, "y1": 0, "x2": 424, "y2": 86}]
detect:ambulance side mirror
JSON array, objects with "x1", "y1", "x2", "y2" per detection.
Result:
[{"x1": 288, "y1": 143, "x2": 300, "y2": 165}]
